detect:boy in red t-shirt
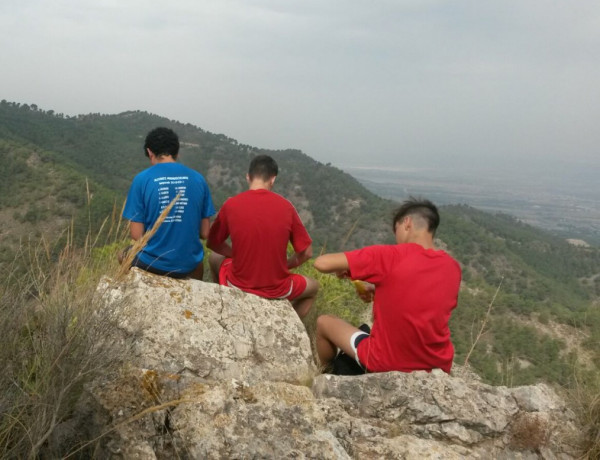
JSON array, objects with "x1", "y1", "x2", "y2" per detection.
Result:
[
  {"x1": 207, "y1": 155, "x2": 319, "y2": 319},
  {"x1": 314, "y1": 198, "x2": 461, "y2": 374}
]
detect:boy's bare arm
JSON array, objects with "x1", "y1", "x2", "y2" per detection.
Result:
[
  {"x1": 314, "y1": 253, "x2": 350, "y2": 277},
  {"x1": 287, "y1": 244, "x2": 313, "y2": 269},
  {"x1": 129, "y1": 222, "x2": 144, "y2": 241},
  {"x1": 207, "y1": 240, "x2": 233, "y2": 258},
  {"x1": 200, "y1": 218, "x2": 210, "y2": 240}
]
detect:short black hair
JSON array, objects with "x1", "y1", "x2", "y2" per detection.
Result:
[
  {"x1": 393, "y1": 197, "x2": 440, "y2": 235},
  {"x1": 248, "y1": 155, "x2": 278, "y2": 181},
  {"x1": 144, "y1": 127, "x2": 179, "y2": 158}
]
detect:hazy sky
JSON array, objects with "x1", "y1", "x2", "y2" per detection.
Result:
[{"x1": 1, "y1": 1, "x2": 599, "y2": 172}]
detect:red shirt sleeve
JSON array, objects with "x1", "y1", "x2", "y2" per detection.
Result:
[
  {"x1": 345, "y1": 245, "x2": 402, "y2": 285},
  {"x1": 289, "y1": 207, "x2": 312, "y2": 253}
]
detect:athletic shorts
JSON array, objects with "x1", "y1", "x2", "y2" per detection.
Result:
[
  {"x1": 350, "y1": 331, "x2": 370, "y2": 368},
  {"x1": 218, "y1": 258, "x2": 307, "y2": 300}
]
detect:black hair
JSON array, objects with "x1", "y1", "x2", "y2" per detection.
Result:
[
  {"x1": 144, "y1": 127, "x2": 179, "y2": 158},
  {"x1": 248, "y1": 155, "x2": 278, "y2": 181},
  {"x1": 393, "y1": 197, "x2": 440, "y2": 235}
]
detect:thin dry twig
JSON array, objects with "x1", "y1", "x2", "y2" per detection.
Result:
[
  {"x1": 340, "y1": 218, "x2": 360, "y2": 249},
  {"x1": 463, "y1": 276, "x2": 504, "y2": 368}
]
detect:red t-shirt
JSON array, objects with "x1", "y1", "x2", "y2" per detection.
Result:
[
  {"x1": 346, "y1": 243, "x2": 461, "y2": 373},
  {"x1": 208, "y1": 189, "x2": 312, "y2": 298}
]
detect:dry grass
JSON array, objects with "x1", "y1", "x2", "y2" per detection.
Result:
[
  {"x1": 581, "y1": 393, "x2": 600, "y2": 459},
  {"x1": 0, "y1": 199, "x2": 131, "y2": 458},
  {"x1": 509, "y1": 413, "x2": 550, "y2": 451},
  {"x1": 0, "y1": 191, "x2": 190, "y2": 457},
  {"x1": 570, "y1": 372, "x2": 600, "y2": 459}
]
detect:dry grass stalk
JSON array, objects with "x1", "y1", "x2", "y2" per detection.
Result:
[
  {"x1": 113, "y1": 199, "x2": 127, "y2": 242},
  {"x1": 581, "y1": 392, "x2": 600, "y2": 459},
  {"x1": 340, "y1": 218, "x2": 360, "y2": 249},
  {"x1": 570, "y1": 372, "x2": 600, "y2": 459},
  {"x1": 101, "y1": 199, "x2": 126, "y2": 247},
  {"x1": 90, "y1": 214, "x2": 110, "y2": 249},
  {"x1": 463, "y1": 276, "x2": 503, "y2": 369},
  {"x1": 117, "y1": 193, "x2": 181, "y2": 279}
]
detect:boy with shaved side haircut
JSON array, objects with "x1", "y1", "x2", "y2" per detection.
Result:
[
  {"x1": 314, "y1": 197, "x2": 461, "y2": 374},
  {"x1": 207, "y1": 155, "x2": 319, "y2": 319}
]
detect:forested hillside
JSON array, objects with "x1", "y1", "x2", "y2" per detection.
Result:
[
  {"x1": 438, "y1": 206, "x2": 600, "y2": 384},
  {"x1": 1, "y1": 100, "x2": 599, "y2": 386},
  {"x1": 0, "y1": 101, "x2": 393, "y2": 253}
]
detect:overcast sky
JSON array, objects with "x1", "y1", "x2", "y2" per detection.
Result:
[{"x1": 1, "y1": 1, "x2": 599, "y2": 173}]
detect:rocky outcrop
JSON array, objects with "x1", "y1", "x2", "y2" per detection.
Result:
[
  {"x1": 312, "y1": 371, "x2": 577, "y2": 458},
  {"x1": 99, "y1": 268, "x2": 315, "y2": 384},
  {"x1": 81, "y1": 269, "x2": 579, "y2": 458}
]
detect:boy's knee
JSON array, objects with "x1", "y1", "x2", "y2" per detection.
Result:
[
  {"x1": 189, "y1": 262, "x2": 204, "y2": 281},
  {"x1": 209, "y1": 252, "x2": 222, "y2": 264},
  {"x1": 208, "y1": 253, "x2": 225, "y2": 283},
  {"x1": 316, "y1": 314, "x2": 334, "y2": 332},
  {"x1": 209, "y1": 253, "x2": 224, "y2": 272},
  {"x1": 304, "y1": 277, "x2": 320, "y2": 296}
]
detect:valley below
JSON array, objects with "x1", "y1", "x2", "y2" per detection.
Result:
[{"x1": 343, "y1": 164, "x2": 600, "y2": 247}]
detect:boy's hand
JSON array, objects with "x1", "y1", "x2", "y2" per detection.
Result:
[
  {"x1": 335, "y1": 270, "x2": 350, "y2": 279},
  {"x1": 352, "y1": 280, "x2": 375, "y2": 303}
]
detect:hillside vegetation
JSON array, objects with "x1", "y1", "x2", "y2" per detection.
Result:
[
  {"x1": 1, "y1": 100, "x2": 599, "y2": 388},
  {"x1": 0, "y1": 101, "x2": 392, "y2": 253},
  {"x1": 438, "y1": 206, "x2": 600, "y2": 385}
]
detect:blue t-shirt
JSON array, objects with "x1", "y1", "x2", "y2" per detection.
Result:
[{"x1": 123, "y1": 162, "x2": 215, "y2": 274}]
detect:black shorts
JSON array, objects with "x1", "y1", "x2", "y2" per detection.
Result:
[
  {"x1": 132, "y1": 256, "x2": 190, "y2": 279},
  {"x1": 332, "y1": 324, "x2": 371, "y2": 376},
  {"x1": 123, "y1": 246, "x2": 191, "y2": 279}
]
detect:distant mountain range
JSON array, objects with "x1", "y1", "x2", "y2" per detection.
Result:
[{"x1": 1, "y1": 100, "x2": 599, "y2": 386}]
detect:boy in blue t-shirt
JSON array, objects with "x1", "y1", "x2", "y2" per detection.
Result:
[{"x1": 121, "y1": 127, "x2": 215, "y2": 279}]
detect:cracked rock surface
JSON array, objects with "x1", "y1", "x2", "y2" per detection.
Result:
[
  {"x1": 83, "y1": 269, "x2": 580, "y2": 459},
  {"x1": 99, "y1": 268, "x2": 315, "y2": 384}
]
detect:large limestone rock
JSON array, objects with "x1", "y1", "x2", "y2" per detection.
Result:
[
  {"x1": 99, "y1": 268, "x2": 316, "y2": 384},
  {"x1": 312, "y1": 371, "x2": 578, "y2": 458},
  {"x1": 80, "y1": 269, "x2": 580, "y2": 459}
]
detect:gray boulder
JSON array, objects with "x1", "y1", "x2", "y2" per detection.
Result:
[
  {"x1": 81, "y1": 269, "x2": 579, "y2": 459},
  {"x1": 99, "y1": 268, "x2": 316, "y2": 384},
  {"x1": 312, "y1": 371, "x2": 578, "y2": 458}
]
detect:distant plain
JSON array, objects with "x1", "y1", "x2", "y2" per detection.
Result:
[{"x1": 343, "y1": 163, "x2": 600, "y2": 246}]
